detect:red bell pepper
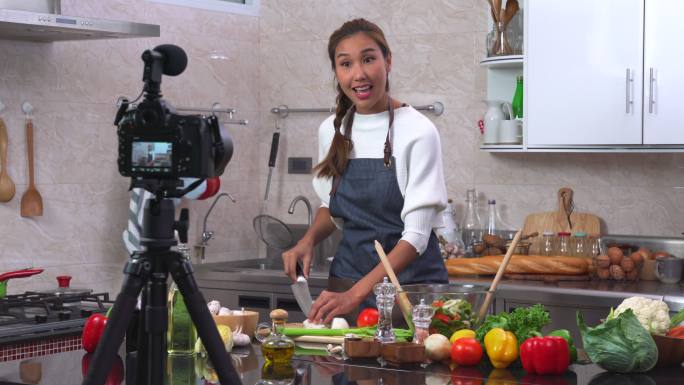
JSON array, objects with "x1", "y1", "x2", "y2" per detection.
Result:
[
  {"x1": 81, "y1": 313, "x2": 108, "y2": 353},
  {"x1": 82, "y1": 353, "x2": 124, "y2": 385},
  {"x1": 520, "y1": 336, "x2": 570, "y2": 375}
]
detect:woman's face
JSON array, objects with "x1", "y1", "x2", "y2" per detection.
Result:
[{"x1": 334, "y1": 32, "x2": 391, "y2": 114}]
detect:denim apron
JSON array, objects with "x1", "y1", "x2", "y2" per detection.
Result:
[{"x1": 327, "y1": 104, "x2": 448, "y2": 312}]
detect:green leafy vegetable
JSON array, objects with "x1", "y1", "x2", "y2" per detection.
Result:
[
  {"x1": 475, "y1": 304, "x2": 550, "y2": 344},
  {"x1": 577, "y1": 309, "x2": 658, "y2": 373},
  {"x1": 428, "y1": 298, "x2": 475, "y2": 338},
  {"x1": 670, "y1": 308, "x2": 684, "y2": 329}
]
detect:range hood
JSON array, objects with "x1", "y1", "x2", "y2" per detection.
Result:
[{"x1": 0, "y1": 0, "x2": 159, "y2": 42}]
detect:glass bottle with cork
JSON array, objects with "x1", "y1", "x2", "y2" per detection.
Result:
[
  {"x1": 461, "y1": 189, "x2": 483, "y2": 257},
  {"x1": 261, "y1": 309, "x2": 295, "y2": 363}
]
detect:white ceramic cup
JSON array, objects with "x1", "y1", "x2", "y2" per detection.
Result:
[{"x1": 498, "y1": 119, "x2": 522, "y2": 144}]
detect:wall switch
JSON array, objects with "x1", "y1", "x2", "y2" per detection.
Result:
[{"x1": 288, "y1": 157, "x2": 312, "y2": 174}]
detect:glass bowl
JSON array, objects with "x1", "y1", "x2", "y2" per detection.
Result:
[{"x1": 400, "y1": 284, "x2": 490, "y2": 338}]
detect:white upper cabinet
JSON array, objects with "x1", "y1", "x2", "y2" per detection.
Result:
[
  {"x1": 643, "y1": 0, "x2": 684, "y2": 144},
  {"x1": 526, "y1": 0, "x2": 644, "y2": 146}
]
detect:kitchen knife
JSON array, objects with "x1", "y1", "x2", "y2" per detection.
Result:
[{"x1": 290, "y1": 262, "x2": 313, "y2": 316}]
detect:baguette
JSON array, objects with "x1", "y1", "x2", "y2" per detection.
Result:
[{"x1": 445, "y1": 255, "x2": 589, "y2": 276}]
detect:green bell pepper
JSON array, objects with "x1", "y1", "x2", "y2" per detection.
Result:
[{"x1": 548, "y1": 329, "x2": 577, "y2": 363}]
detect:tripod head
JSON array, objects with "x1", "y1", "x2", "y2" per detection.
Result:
[{"x1": 138, "y1": 196, "x2": 189, "y2": 251}]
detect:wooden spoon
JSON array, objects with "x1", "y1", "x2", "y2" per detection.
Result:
[
  {"x1": 503, "y1": 0, "x2": 520, "y2": 27},
  {"x1": 20, "y1": 102, "x2": 42, "y2": 217},
  {"x1": 0, "y1": 113, "x2": 16, "y2": 202},
  {"x1": 477, "y1": 230, "x2": 522, "y2": 323},
  {"x1": 374, "y1": 240, "x2": 413, "y2": 330}
]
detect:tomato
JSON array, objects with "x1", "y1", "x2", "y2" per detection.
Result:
[
  {"x1": 667, "y1": 325, "x2": 684, "y2": 339},
  {"x1": 432, "y1": 300, "x2": 445, "y2": 308},
  {"x1": 357, "y1": 308, "x2": 379, "y2": 327},
  {"x1": 434, "y1": 313, "x2": 452, "y2": 324},
  {"x1": 450, "y1": 337, "x2": 484, "y2": 366}
]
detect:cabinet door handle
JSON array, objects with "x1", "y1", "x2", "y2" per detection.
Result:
[
  {"x1": 649, "y1": 67, "x2": 656, "y2": 114},
  {"x1": 625, "y1": 68, "x2": 633, "y2": 114}
]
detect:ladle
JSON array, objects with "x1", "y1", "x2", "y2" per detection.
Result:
[
  {"x1": 0, "y1": 101, "x2": 16, "y2": 202},
  {"x1": 20, "y1": 102, "x2": 43, "y2": 217}
]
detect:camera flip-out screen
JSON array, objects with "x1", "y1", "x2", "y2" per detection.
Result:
[{"x1": 131, "y1": 141, "x2": 173, "y2": 173}]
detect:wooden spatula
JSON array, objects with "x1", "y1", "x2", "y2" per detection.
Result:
[{"x1": 20, "y1": 102, "x2": 42, "y2": 217}]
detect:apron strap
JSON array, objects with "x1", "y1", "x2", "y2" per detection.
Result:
[{"x1": 383, "y1": 98, "x2": 394, "y2": 168}]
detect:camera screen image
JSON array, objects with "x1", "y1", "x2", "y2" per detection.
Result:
[{"x1": 132, "y1": 141, "x2": 172, "y2": 170}]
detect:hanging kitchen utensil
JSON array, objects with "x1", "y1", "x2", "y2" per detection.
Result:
[
  {"x1": 20, "y1": 102, "x2": 43, "y2": 217},
  {"x1": 522, "y1": 187, "x2": 601, "y2": 254},
  {"x1": 0, "y1": 101, "x2": 16, "y2": 202},
  {"x1": 0, "y1": 268, "x2": 44, "y2": 299},
  {"x1": 477, "y1": 230, "x2": 522, "y2": 323},
  {"x1": 253, "y1": 119, "x2": 294, "y2": 249}
]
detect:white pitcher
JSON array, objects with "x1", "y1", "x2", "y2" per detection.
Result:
[{"x1": 483, "y1": 100, "x2": 512, "y2": 144}]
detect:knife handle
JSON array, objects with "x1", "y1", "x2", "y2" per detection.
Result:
[{"x1": 295, "y1": 261, "x2": 304, "y2": 278}]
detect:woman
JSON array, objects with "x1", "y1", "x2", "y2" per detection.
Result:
[{"x1": 282, "y1": 18, "x2": 448, "y2": 324}]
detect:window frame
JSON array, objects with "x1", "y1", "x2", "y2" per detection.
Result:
[{"x1": 147, "y1": 0, "x2": 260, "y2": 16}]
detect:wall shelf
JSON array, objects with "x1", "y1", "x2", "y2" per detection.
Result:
[{"x1": 480, "y1": 55, "x2": 524, "y2": 69}]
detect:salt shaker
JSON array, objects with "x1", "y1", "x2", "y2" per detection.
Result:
[
  {"x1": 374, "y1": 277, "x2": 396, "y2": 343},
  {"x1": 412, "y1": 298, "x2": 435, "y2": 345}
]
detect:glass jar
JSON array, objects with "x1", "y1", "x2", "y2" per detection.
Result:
[
  {"x1": 260, "y1": 309, "x2": 295, "y2": 364},
  {"x1": 557, "y1": 232, "x2": 571, "y2": 256},
  {"x1": 492, "y1": 21, "x2": 513, "y2": 56},
  {"x1": 541, "y1": 231, "x2": 555, "y2": 256},
  {"x1": 573, "y1": 232, "x2": 588, "y2": 258}
]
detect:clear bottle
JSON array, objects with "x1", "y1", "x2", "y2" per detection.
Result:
[
  {"x1": 588, "y1": 234, "x2": 602, "y2": 258},
  {"x1": 573, "y1": 232, "x2": 587, "y2": 258},
  {"x1": 435, "y1": 199, "x2": 466, "y2": 259},
  {"x1": 512, "y1": 76, "x2": 524, "y2": 119},
  {"x1": 461, "y1": 189, "x2": 482, "y2": 257},
  {"x1": 374, "y1": 277, "x2": 396, "y2": 343},
  {"x1": 261, "y1": 309, "x2": 295, "y2": 364},
  {"x1": 411, "y1": 298, "x2": 435, "y2": 345},
  {"x1": 557, "y1": 232, "x2": 571, "y2": 256},
  {"x1": 541, "y1": 231, "x2": 555, "y2": 256},
  {"x1": 167, "y1": 283, "x2": 197, "y2": 355},
  {"x1": 485, "y1": 199, "x2": 500, "y2": 237}
]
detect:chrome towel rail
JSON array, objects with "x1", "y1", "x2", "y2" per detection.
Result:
[
  {"x1": 175, "y1": 102, "x2": 248, "y2": 125},
  {"x1": 270, "y1": 101, "x2": 444, "y2": 118}
]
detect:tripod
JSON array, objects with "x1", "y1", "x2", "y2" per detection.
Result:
[{"x1": 82, "y1": 196, "x2": 242, "y2": 385}]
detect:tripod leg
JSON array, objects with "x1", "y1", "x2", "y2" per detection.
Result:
[
  {"x1": 146, "y1": 259, "x2": 170, "y2": 385},
  {"x1": 82, "y1": 260, "x2": 148, "y2": 385},
  {"x1": 171, "y1": 257, "x2": 242, "y2": 385}
]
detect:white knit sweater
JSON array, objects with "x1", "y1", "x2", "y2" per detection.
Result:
[{"x1": 312, "y1": 106, "x2": 447, "y2": 254}]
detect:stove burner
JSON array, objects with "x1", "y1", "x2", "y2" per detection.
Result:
[
  {"x1": 35, "y1": 314, "x2": 47, "y2": 323},
  {"x1": 57, "y1": 310, "x2": 71, "y2": 321}
]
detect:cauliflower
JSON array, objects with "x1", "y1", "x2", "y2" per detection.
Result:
[{"x1": 612, "y1": 296, "x2": 670, "y2": 335}]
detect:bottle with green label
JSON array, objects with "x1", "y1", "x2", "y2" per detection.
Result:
[{"x1": 512, "y1": 75, "x2": 523, "y2": 119}]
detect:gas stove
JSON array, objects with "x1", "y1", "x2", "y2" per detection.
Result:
[{"x1": 0, "y1": 291, "x2": 112, "y2": 344}]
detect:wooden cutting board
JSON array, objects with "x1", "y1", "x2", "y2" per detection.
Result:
[{"x1": 522, "y1": 187, "x2": 601, "y2": 254}]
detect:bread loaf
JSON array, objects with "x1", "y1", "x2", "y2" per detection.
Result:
[{"x1": 445, "y1": 255, "x2": 590, "y2": 276}]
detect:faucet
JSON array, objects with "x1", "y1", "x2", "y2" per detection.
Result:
[
  {"x1": 196, "y1": 192, "x2": 236, "y2": 262},
  {"x1": 288, "y1": 195, "x2": 312, "y2": 227},
  {"x1": 288, "y1": 195, "x2": 319, "y2": 267}
]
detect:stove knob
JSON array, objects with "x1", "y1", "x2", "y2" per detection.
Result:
[
  {"x1": 81, "y1": 309, "x2": 93, "y2": 318},
  {"x1": 58, "y1": 310, "x2": 71, "y2": 320},
  {"x1": 35, "y1": 314, "x2": 48, "y2": 323}
]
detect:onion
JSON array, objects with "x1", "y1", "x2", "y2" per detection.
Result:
[
  {"x1": 425, "y1": 334, "x2": 451, "y2": 361},
  {"x1": 331, "y1": 317, "x2": 349, "y2": 329}
]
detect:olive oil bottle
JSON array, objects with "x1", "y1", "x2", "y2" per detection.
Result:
[{"x1": 260, "y1": 309, "x2": 294, "y2": 364}]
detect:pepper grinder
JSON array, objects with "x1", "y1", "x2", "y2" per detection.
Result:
[
  {"x1": 374, "y1": 276, "x2": 396, "y2": 343},
  {"x1": 412, "y1": 298, "x2": 435, "y2": 344}
]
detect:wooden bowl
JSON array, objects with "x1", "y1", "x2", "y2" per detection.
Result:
[
  {"x1": 213, "y1": 311, "x2": 259, "y2": 338},
  {"x1": 652, "y1": 334, "x2": 684, "y2": 367}
]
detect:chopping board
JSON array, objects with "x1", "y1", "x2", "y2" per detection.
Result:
[{"x1": 522, "y1": 187, "x2": 600, "y2": 254}]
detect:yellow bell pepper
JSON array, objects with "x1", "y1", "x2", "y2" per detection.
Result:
[
  {"x1": 484, "y1": 328, "x2": 518, "y2": 369},
  {"x1": 449, "y1": 329, "x2": 476, "y2": 343}
]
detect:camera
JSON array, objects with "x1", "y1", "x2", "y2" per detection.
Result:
[{"x1": 116, "y1": 44, "x2": 233, "y2": 181}]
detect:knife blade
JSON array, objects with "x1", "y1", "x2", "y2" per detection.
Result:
[{"x1": 290, "y1": 262, "x2": 313, "y2": 316}]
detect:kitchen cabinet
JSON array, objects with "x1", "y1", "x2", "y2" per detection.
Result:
[
  {"x1": 526, "y1": 0, "x2": 684, "y2": 147},
  {"x1": 481, "y1": 0, "x2": 684, "y2": 151}
]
